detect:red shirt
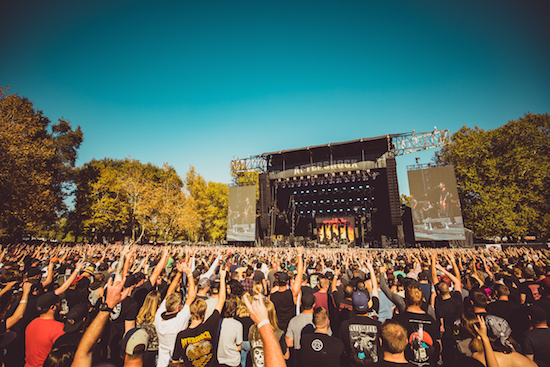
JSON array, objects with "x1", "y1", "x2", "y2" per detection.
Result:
[{"x1": 25, "y1": 317, "x2": 65, "y2": 367}]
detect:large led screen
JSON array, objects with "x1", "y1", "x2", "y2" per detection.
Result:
[
  {"x1": 408, "y1": 166, "x2": 465, "y2": 241},
  {"x1": 227, "y1": 186, "x2": 256, "y2": 242}
]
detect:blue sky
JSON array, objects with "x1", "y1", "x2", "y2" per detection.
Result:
[{"x1": 1, "y1": 0, "x2": 549, "y2": 197}]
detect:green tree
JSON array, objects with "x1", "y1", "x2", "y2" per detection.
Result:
[
  {"x1": 185, "y1": 166, "x2": 228, "y2": 242},
  {"x1": 0, "y1": 87, "x2": 83, "y2": 240},
  {"x1": 437, "y1": 113, "x2": 550, "y2": 240},
  {"x1": 230, "y1": 160, "x2": 259, "y2": 200}
]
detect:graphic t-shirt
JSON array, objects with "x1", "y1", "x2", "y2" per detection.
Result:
[
  {"x1": 339, "y1": 315, "x2": 381, "y2": 366},
  {"x1": 393, "y1": 311, "x2": 440, "y2": 367},
  {"x1": 172, "y1": 310, "x2": 221, "y2": 367},
  {"x1": 300, "y1": 332, "x2": 344, "y2": 367}
]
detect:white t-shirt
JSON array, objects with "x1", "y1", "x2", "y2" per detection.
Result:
[
  {"x1": 217, "y1": 318, "x2": 243, "y2": 366},
  {"x1": 154, "y1": 299, "x2": 191, "y2": 367}
]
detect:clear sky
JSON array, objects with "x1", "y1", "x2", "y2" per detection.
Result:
[{"x1": 1, "y1": 0, "x2": 549, "y2": 197}]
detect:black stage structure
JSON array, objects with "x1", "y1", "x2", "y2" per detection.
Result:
[{"x1": 233, "y1": 129, "x2": 450, "y2": 247}]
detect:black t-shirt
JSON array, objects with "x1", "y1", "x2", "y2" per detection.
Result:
[
  {"x1": 393, "y1": 311, "x2": 440, "y2": 367},
  {"x1": 300, "y1": 332, "x2": 345, "y2": 367},
  {"x1": 270, "y1": 289, "x2": 295, "y2": 332},
  {"x1": 374, "y1": 360, "x2": 415, "y2": 367},
  {"x1": 52, "y1": 331, "x2": 83, "y2": 349},
  {"x1": 487, "y1": 300, "x2": 519, "y2": 321},
  {"x1": 253, "y1": 271, "x2": 265, "y2": 283},
  {"x1": 339, "y1": 315, "x2": 382, "y2": 367},
  {"x1": 110, "y1": 296, "x2": 139, "y2": 336},
  {"x1": 536, "y1": 298, "x2": 550, "y2": 321},
  {"x1": 235, "y1": 316, "x2": 254, "y2": 342},
  {"x1": 435, "y1": 291, "x2": 463, "y2": 337},
  {"x1": 172, "y1": 310, "x2": 221, "y2": 367},
  {"x1": 522, "y1": 327, "x2": 550, "y2": 367},
  {"x1": 131, "y1": 279, "x2": 153, "y2": 309},
  {"x1": 519, "y1": 280, "x2": 541, "y2": 304}
]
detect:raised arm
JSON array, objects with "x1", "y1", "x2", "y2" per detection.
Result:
[
  {"x1": 244, "y1": 295, "x2": 286, "y2": 367},
  {"x1": 6, "y1": 282, "x2": 31, "y2": 329},
  {"x1": 55, "y1": 259, "x2": 84, "y2": 295},
  {"x1": 200, "y1": 255, "x2": 221, "y2": 280},
  {"x1": 290, "y1": 247, "x2": 304, "y2": 301},
  {"x1": 149, "y1": 249, "x2": 169, "y2": 286},
  {"x1": 71, "y1": 277, "x2": 131, "y2": 367},
  {"x1": 41, "y1": 260, "x2": 55, "y2": 288},
  {"x1": 366, "y1": 260, "x2": 378, "y2": 298},
  {"x1": 215, "y1": 267, "x2": 227, "y2": 313}
]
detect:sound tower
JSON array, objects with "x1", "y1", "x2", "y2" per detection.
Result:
[
  {"x1": 259, "y1": 173, "x2": 271, "y2": 235},
  {"x1": 386, "y1": 156, "x2": 402, "y2": 226}
]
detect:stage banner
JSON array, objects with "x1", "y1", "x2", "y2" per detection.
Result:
[
  {"x1": 227, "y1": 186, "x2": 256, "y2": 242},
  {"x1": 408, "y1": 165, "x2": 465, "y2": 241}
]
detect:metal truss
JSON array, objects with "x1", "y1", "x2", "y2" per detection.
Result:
[
  {"x1": 230, "y1": 156, "x2": 268, "y2": 173},
  {"x1": 391, "y1": 128, "x2": 451, "y2": 156},
  {"x1": 231, "y1": 127, "x2": 451, "y2": 172}
]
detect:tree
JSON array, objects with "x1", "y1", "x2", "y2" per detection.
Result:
[
  {"x1": 437, "y1": 113, "x2": 550, "y2": 241},
  {"x1": 185, "y1": 166, "x2": 229, "y2": 242},
  {"x1": 154, "y1": 163, "x2": 199, "y2": 241},
  {"x1": 230, "y1": 160, "x2": 259, "y2": 200},
  {"x1": 0, "y1": 87, "x2": 83, "y2": 240}
]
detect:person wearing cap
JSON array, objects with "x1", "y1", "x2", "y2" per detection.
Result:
[
  {"x1": 285, "y1": 292, "x2": 317, "y2": 365},
  {"x1": 299, "y1": 307, "x2": 344, "y2": 367},
  {"x1": 196, "y1": 277, "x2": 212, "y2": 301},
  {"x1": 24, "y1": 292, "x2": 66, "y2": 367},
  {"x1": 121, "y1": 327, "x2": 149, "y2": 366},
  {"x1": 340, "y1": 260, "x2": 382, "y2": 367},
  {"x1": 52, "y1": 303, "x2": 89, "y2": 350},
  {"x1": 269, "y1": 247, "x2": 304, "y2": 333},
  {"x1": 522, "y1": 305, "x2": 550, "y2": 367}
]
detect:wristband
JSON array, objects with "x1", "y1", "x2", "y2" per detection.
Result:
[
  {"x1": 19, "y1": 300, "x2": 27, "y2": 304},
  {"x1": 257, "y1": 319, "x2": 270, "y2": 329}
]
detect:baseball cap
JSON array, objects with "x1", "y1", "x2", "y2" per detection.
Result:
[
  {"x1": 36, "y1": 292, "x2": 65, "y2": 312},
  {"x1": 64, "y1": 303, "x2": 89, "y2": 333},
  {"x1": 301, "y1": 292, "x2": 316, "y2": 309},
  {"x1": 198, "y1": 278, "x2": 211, "y2": 289},
  {"x1": 352, "y1": 291, "x2": 370, "y2": 312},
  {"x1": 276, "y1": 271, "x2": 290, "y2": 284},
  {"x1": 82, "y1": 266, "x2": 95, "y2": 276},
  {"x1": 26, "y1": 267, "x2": 42, "y2": 278},
  {"x1": 120, "y1": 328, "x2": 149, "y2": 357}
]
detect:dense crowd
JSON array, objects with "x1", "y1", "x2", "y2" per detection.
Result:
[{"x1": 0, "y1": 243, "x2": 548, "y2": 367}]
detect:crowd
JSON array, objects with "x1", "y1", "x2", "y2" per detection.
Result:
[{"x1": 0, "y1": 243, "x2": 548, "y2": 367}]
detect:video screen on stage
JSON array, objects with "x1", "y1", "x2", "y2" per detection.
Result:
[
  {"x1": 227, "y1": 186, "x2": 256, "y2": 242},
  {"x1": 408, "y1": 165, "x2": 465, "y2": 241}
]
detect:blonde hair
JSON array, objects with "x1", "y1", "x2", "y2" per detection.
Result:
[
  {"x1": 251, "y1": 299, "x2": 279, "y2": 341},
  {"x1": 166, "y1": 293, "x2": 182, "y2": 313},
  {"x1": 190, "y1": 298, "x2": 207, "y2": 320},
  {"x1": 236, "y1": 293, "x2": 251, "y2": 318},
  {"x1": 136, "y1": 290, "x2": 161, "y2": 325}
]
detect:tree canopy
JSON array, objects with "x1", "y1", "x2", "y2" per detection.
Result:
[
  {"x1": 437, "y1": 113, "x2": 550, "y2": 241},
  {"x1": 0, "y1": 87, "x2": 83, "y2": 240}
]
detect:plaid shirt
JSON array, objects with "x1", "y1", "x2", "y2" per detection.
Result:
[{"x1": 241, "y1": 277, "x2": 255, "y2": 294}]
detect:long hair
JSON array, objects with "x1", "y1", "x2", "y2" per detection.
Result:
[
  {"x1": 251, "y1": 299, "x2": 279, "y2": 341},
  {"x1": 236, "y1": 293, "x2": 251, "y2": 318},
  {"x1": 136, "y1": 290, "x2": 161, "y2": 325}
]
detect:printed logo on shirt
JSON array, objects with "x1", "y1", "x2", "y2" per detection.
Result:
[
  {"x1": 311, "y1": 338, "x2": 324, "y2": 352},
  {"x1": 181, "y1": 331, "x2": 213, "y2": 367},
  {"x1": 348, "y1": 324, "x2": 379, "y2": 364},
  {"x1": 110, "y1": 302, "x2": 121, "y2": 321},
  {"x1": 408, "y1": 324, "x2": 434, "y2": 365}
]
